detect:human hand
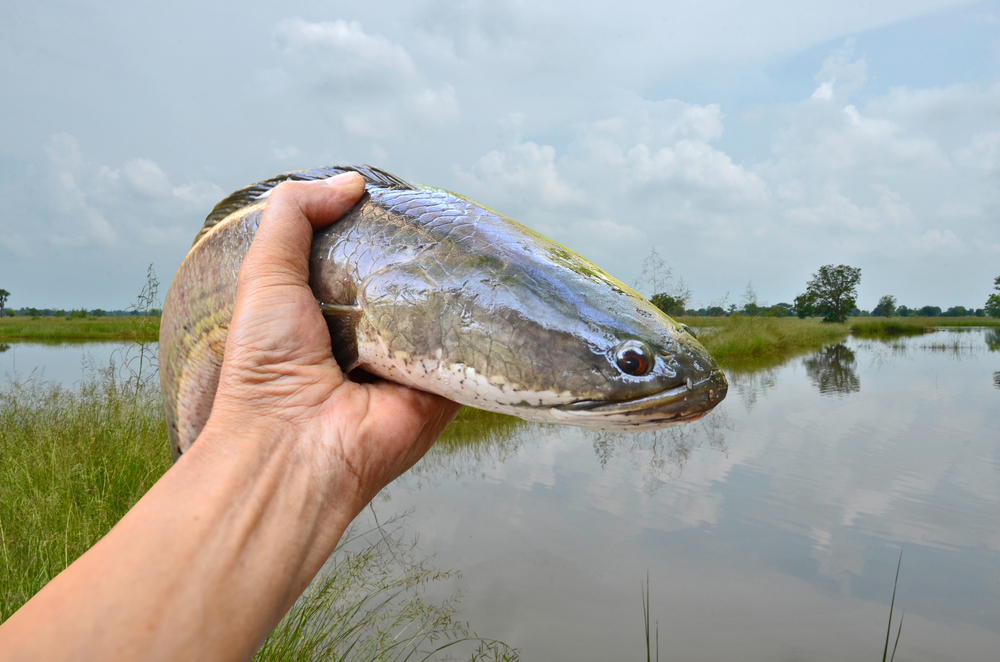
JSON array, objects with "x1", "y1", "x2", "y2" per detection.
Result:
[
  {"x1": 0, "y1": 170, "x2": 461, "y2": 662},
  {"x1": 204, "y1": 171, "x2": 461, "y2": 516}
]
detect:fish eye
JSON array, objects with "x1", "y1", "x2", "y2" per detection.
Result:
[{"x1": 614, "y1": 340, "x2": 653, "y2": 376}]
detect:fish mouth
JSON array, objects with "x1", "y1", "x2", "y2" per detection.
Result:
[{"x1": 550, "y1": 369, "x2": 728, "y2": 431}]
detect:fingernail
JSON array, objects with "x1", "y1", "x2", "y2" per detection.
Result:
[{"x1": 324, "y1": 171, "x2": 364, "y2": 187}]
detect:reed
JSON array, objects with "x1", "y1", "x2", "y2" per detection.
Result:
[
  {"x1": 254, "y1": 516, "x2": 518, "y2": 662},
  {"x1": 849, "y1": 320, "x2": 929, "y2": 337},
  {"x1": 0, "y1": 368, "x2": 170, "y2": 620},
  {"x1": 851, "y1": 317, "x2": 999, "y2": 334}
]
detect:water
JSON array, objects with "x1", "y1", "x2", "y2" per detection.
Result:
[
  {"x1": 0, "y1": 341, "x2": 145, "y2": 385},
  {"x1": 385, "y1": 328, "x2": 1000, "y2": 660},
  {"x1": 5, "y1": 328, "x2": 999, "y2": 659}
]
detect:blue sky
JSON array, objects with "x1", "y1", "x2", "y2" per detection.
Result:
[{"x1": 1, "y1": 0, "x2": 998, "y2": 311}]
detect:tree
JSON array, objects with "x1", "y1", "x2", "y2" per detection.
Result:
[
  {"x1": 766, "y1": 303, "x2": 792, "y2": 317},
  {"x1": 795, "y1": 264, "x2": 861, "y2": 323},
  {"x1": 918, "y1": 305, "x2": 941, "y2": 317},
  {"x1": 986, "y1": 276, "x2": 1000, "y2": 319},
  {"x1": 634, "y1": 246, "x2": 691, "y2": 316},
  {"x1": 794, "y1": 292, "x2": 814, "y2": 318},
  {"x1": 0, "y1": 289, "x2": 8, "y2": 318},
  {"x1": 633, "y1": 246, "x2": 673, "y2": 297},
  {"x1": 650, "y1": 293, "x2": 686, "y2": 317},
  {"x1": 872, "y1": 295, "x2": 896, "y2": 317}
]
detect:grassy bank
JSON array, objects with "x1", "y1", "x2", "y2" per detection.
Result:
[
  {"x1": 0, "y1": 316, "x2": 160, "y2": 342},
  {"x1": 677, "y1": 316, "x2": 850, "y2": 370},
  {"x1": 676, "y1": 315, "x2": 999, "y2": 368},
  {"x1": 848, "y1": 319, "x2": 930, "y2": 337},
  {"x1": 0, "y1": 369, "x2": 170, "y2": 620},
  {"x1": 0, "y1": 368, "x2": 517, "y2": 659},
  {"x1": 850, "y1": 316, "x2": 1000, "y2": 336}
]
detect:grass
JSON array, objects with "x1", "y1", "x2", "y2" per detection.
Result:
[
  {"x1": 0, "y1": 367, "x2": 170, "y2": 620},
  {"x1": 883, "y1": 547, "x2": 905, "y2": 662},
  {"x1": 850, "y1": 316, "x2": 999, "y2": 336},
  {"x1": 677, "y1": 316, "x2": 850, "y2": 371},
  {"x1": 675, "y1": 315, "x2": 1000, "y2": 369},
  {"x1": 0, "y1": 316, "x2": 160, "y2": 342},
  {"x1": 642, "y1": 572, "x2": 659, "y2": 662},
  {"x1": 849, "y1": 319, "x2": 930, "y2": 337},
  {"x1": 254, "y1": 516, "x2": 518, "y2": 662},
  {"x1": 0, "y1": 363, "x2": 517, "y2": 660}
]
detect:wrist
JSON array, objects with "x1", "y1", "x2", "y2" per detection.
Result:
[{"x1": 192, "y1": 412, "x2": 361, "y2": 565}]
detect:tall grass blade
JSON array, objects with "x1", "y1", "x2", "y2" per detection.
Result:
[
  {"x1": 882, "y1": 546, "x2": 904, "y2": 662},
  {"x1": 642, "y1": 571, "x2": 659, "y2": 662},
  {"x1": 890, "y1": 611, "x2": 904, "y2": 662}
]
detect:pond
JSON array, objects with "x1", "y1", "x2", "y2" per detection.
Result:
[
  {"x1": 4, "y1": 327, "x2": 1000, "y2": 660},
  {"x1": 0, "y1": 341, "x2": 138, "y2": 385}
]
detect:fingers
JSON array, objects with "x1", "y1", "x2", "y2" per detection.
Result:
[
  {"x1": 222, "y1": 172, "x2": 366, "y2": 372},
  {"x1": 242, "y1": 172, "x2": 366, "y2": 293}
]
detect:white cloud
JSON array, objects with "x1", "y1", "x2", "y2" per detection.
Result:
[
  {"x1": 459, "y1": 139, "x2": 585, "y2": 210},
  {"x1": 269, "y1": 17, "x2": 461, "y2": 141},
  {"x1": 783, "y1": 185, "x2": 917, "y2": 236},
  {"x1": 458, "y1": 97, "x2": 767, "y2": 225},
  {"x1": 909, "y1": 228, "x2": 965, "y2": 254},
  {"x1": 123, "y1": 159, "x2": 173, "y2": 198},
  {"x1": 275, "y1": 18, "x2": 418, "y2": 82},
  {"x1": 812, "y1": 37, "x2": 868, "y2": 102},
  {"x1": 11, "y1": 134, "x2": 220, "y2": 257},
  {"x1": 271, "y1": 144, "x2": 301, "y2": 160},
  {"x1": 954, "y1": 131, "x2": 1000, "y2": 173}
]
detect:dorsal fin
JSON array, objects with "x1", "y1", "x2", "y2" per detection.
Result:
[{"x1": 192, "y1": 164, "x2": 414, "y2": 247}]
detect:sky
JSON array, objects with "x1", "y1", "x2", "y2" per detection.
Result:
[{"x1": 1, "y1": 0, "x2": 999, "y2": 311}]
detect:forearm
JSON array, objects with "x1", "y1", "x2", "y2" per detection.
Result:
[{"x1": 0, "y1": 421, "x2": 358, "y2": 662}]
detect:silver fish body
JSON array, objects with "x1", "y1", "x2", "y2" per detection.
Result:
[{"x1": 160, "y1": 166, "x2": 727, "y2": 459}]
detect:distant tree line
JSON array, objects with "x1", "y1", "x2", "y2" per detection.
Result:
[
  {"x1": 6, "y1": 308, "x2": 161, "y2": 318},
  {"x1": 632, "y1": 253, "x2": 1000, "y2": 322}
]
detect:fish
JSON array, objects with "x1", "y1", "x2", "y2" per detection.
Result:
[{"x1": 159, "y1": 165, "x2": 727, "y2": 459}]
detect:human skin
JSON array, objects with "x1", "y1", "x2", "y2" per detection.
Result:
[{"x1": 0, "y1": 172, "x2": 462, "y2": 661}]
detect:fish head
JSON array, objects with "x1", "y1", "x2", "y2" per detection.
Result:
[
  {"x1": 545, "y1": 290, "x2": 729, "y2": 431},
  {"x1": 353, "y1": 215, "x2": 727, "y2": 432}
]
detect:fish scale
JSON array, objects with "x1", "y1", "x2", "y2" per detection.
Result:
[{"x1": 160, "y1": 165, "x2": 727, "y2": 460}]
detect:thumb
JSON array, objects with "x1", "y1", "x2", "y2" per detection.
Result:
[{"x1": 240, "y1": 172, "x2": 366, "y2": 295}]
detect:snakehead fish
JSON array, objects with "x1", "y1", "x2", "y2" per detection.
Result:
[{"x1": 160, "y1": 165, "x2": 727, "y2": 459}]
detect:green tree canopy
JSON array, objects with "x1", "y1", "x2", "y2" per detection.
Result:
[
  {"x1": 795, "y1": 264, "x2": 861, "y2": 323},
  {"x1": 872, "y1": 295, "x2": 896, "y2": 317},
  {"x1": 650, "y1": 292, "x2": 686, "y2": 317},
  {"x1": 986, "y1": 276, "x2": 1000, "y2": 318},
  {"x1": 0, "y1": 288, "x2": 9, "y2": 317}
]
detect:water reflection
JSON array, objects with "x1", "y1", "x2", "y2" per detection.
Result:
[
  {"x1": 586, "y1": 410, "x2": 731, "y2": 494},
  {"x1": 994, "y1": 372, "x2": 1000, "y2": 389},
  {"x1": 0, "y1": 343, "x2": 9, "y2": 354},
  {"x1": 727, "y1": 367, "x2": 780, "y2": 413},
  {"x1": 803, "y1": 344, "x2": 860, "y2": 395},
  {"x1": 986, "y1": 328, "x2": 1000, "y2": 351},
  {"x1": 408, "y1": 408, "x2": 531, "y2": 485}
]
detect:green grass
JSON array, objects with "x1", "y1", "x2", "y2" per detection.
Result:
[
  {"x1": 255, "y1": 516, "x2": 518, "y2": 662},
  {"x1": 848, "y1": 319, "x2": 930, "y2": 337},
  {"x1": 677, "y1": 316, "x2": 850, "y2": 371},
  {"x1": 850, "y1": 316, "x2": 999, "y2": 336},
  {"x1": 0, "y1": 316, "x2": 160, "y2": 342},
  {"x1": 0, "y1": 367, "x2": 170, "y2": 620},
  {"x1": 0, "y1": 365, "x2": 517, "y2": 660},
  {"x1": 675, "y1": 315, "x2": 1000, "y2": 369}
]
